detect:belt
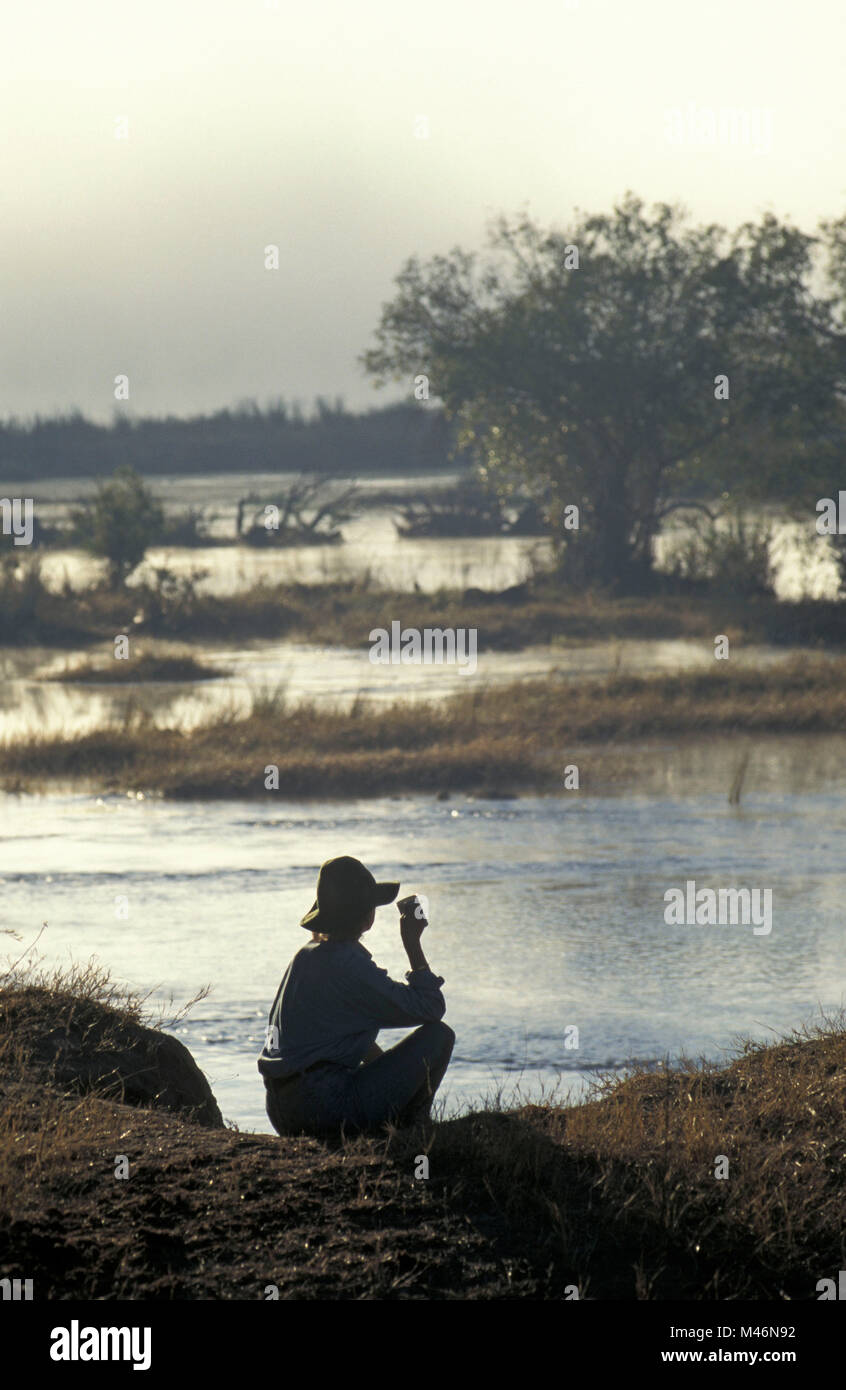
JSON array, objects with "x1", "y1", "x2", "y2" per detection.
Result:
[{"x1": 274, "y1": 1060, "x2": 335, "y2": 1087}]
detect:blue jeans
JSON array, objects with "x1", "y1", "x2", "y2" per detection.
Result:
[{"x1": 265, "y1": 1021, "x2": 455, "y2": 1138}]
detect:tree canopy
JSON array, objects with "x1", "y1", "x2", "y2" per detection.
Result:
[{"x1": 362, "y1": 193, "x2": 846, "y2": 590}]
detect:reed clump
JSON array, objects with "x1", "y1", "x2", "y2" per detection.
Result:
[
  {"x1": 2, "y1": 657, "x2": 846, "y2": 797},
  {"x1": 4, "y1": 556, "x2": 846, "y2": 650},
  {"x1": 47, "y1": 650, "x2": 225, "y2": 683}
]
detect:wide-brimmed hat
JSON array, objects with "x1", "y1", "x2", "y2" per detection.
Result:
[{"x1": 300, "y1": 855, "x2": 400, "y2": 933}]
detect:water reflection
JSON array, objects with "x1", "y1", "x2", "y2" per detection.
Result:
[
  {"x1": 0, "y1": 636, "x2": 831, "y2": 741},
  {"x1": 3, "y1": 784, "x2": 846, "y2": 1130},
  {"x1": 4, "y1": 468, "x2": 836, "y2": 599}
]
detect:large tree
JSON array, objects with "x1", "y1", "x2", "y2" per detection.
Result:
[{"x1": 361, "y1": 193, "x2": 846, "y2": 590}]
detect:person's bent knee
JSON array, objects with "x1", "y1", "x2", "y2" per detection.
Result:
[
  {"x1": 420, "y1": 1020, "x2": 455, "y2": 1059},
  {"x1": 418, "y1": 1019, "x2": 454, "y2": 1045}
]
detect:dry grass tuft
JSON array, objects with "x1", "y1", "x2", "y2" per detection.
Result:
[{"x1": 1, "y1": 961, "x2": 844, "y2": 1298}]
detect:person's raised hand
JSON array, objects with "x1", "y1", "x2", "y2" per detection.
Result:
[
  {"x1": 400, "y1": 911, "x2": 426, "y2": 947},
  {"x1": 399, "y1": 895, "x2": 428, "y2": 945}
]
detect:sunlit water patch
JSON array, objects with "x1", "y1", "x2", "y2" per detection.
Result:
[
  {"x1": 5, "y1": 469, "x2": 838, "y2": 599},
  {"x1": 3, "y1": 785, "x2": 846, "y2": 1133},
  {"x1": 0, "y1": 637, "x2": 830, "y2": 741}
]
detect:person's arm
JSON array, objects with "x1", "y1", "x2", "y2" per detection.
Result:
[
  {"x1": 341, "y1": 932, "x2": 446, "y2": 1028},
  {"x1": 401, "y1": 912, "x2": 431, "y2": 974},
  {"x1": 357, "y1": 915, "x2": 437, "y2": 1060}
]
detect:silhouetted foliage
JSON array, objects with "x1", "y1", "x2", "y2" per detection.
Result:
[
  {"x1": 663, "y1": 508, "x2": 776, "y2": 599},
  {"x1": 237, "y1": 476, "x2": 360, "y2": 546},
  {"x1": 395, "y1": 478, "x2": 544, "y2": 538},
  {"x1": 71, "y1": 466, "x2": 165, "y2": 588},
  {"x1": 363, "y1": 193, "x2": 846, "y2": 592}
]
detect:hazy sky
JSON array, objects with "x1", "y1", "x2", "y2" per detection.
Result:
[{"x1": 3, "y1": 0, "x2": 845, "y2": 422}]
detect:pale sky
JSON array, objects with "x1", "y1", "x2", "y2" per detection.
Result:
[{"x1": 2, "y1": 0, "x2": 845, "y2": 422}]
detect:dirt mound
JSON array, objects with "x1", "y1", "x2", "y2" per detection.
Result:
[{"x1": 0, "y1": 986, "x2": 223, "y2": 1128}]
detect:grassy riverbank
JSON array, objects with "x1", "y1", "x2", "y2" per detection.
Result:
[
  {"x1": 47, "y1": 651, "x2": 225, "y2": 683},
  {"x1": 2, "y1": 657, "x2": 846, "y2": 798},
  {"x1": 1, "y1": 967, "x2": 842, "y2": 1299},
  {"x1": 4, "y1": 562, "x2": 846, "y2": 651}
]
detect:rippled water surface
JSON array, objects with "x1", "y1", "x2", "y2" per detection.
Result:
[
  {"x1": 3, "y1": 472, "x2": 844, "y2": 1132},
  {"x1": 3, "y1": 777, "x2": 846, "y2": 1133}
]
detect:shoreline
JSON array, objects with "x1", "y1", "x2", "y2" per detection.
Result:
[
  {"x1": 2, "y1": 660, "x2": 846, "y2": 799},
  {"x1": 4, "y1": 570, "x2": 846, "y2": 651},
  {"x1": 2, "y1": 971, "x2": 842, "y2": 1300}
]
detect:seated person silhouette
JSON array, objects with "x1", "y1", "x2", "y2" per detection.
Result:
[{"x1": 258, "y1": 856, "x2": 454, "y2": 1138}]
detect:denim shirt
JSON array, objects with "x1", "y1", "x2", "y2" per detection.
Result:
[{"x1": 257, "y1": 939, "x2": 446, "y2": 1080}]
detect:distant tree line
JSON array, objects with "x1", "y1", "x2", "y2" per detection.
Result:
[{"x1": 0, "y1": 398, "x2": 468, "y2": 480}]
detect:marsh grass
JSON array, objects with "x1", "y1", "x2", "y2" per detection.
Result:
[
  {"x1": 4, "y1": 557, "x2": 846, "y2": 650},
  {"x1": 3, "y1": 656, "x2": 846, "y2": 798},
  {"x1": 728, "y1": 747, "x2": 752, "y2": 804},
  {"x1": 0, "y1": 949, "x2": 211, "y2": 1033},
  {"x1": 48, "y1": 650, "x2": 226, "y2": 684},
  {"x1": 382, "y1": 1011, "x2": 846, "y2": 1298}
]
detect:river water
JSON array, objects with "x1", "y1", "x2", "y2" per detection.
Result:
[
  {"x1": 5, "y1": 469, "x2": 838, "y2": 599},
  {"x1": 3, "y1": 758, "x2": 846, "y2": 1133},
  {"x1": 2, "y1": 471, "x2": 844, "y2": 1131}
]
